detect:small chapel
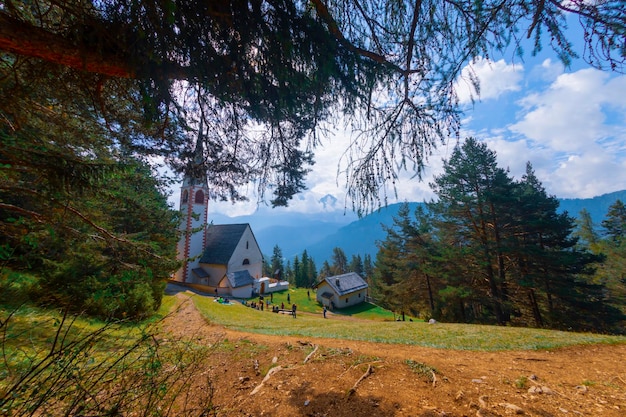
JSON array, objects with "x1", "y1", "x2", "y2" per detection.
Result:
[{"x1": 171, "y1": 130, "x2": 263, "y2": 299}]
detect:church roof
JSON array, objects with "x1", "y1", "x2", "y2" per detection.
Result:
[
  {"x1": 199, "y1": 223, "x2": 251, "y2": 265},
  {"x1": 191, "y1": 268, "x2": 209, "y2": 279},
  {"x1": 315, "y1": 272, "x2": 368, "y2": 296},
  {"x1": 226, "y1": 270, "x2": 255, "y2": 288}
]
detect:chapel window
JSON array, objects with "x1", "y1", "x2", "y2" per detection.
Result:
[
  {"x1": 182, "y1": 190, "x2": 189, "y2": 203},
  {"x1": 194, "y1": 190, "x2": 204, "y2": 204}
]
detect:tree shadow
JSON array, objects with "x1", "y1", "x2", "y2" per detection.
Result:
[{"x1": 286, "y1": 382, "x2": 397, "y2": 417}]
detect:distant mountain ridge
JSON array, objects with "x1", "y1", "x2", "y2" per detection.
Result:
[{"x1": 213, "y1": 190, "x2": 626, "y2": 265}]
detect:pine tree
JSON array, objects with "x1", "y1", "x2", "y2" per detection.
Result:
[
  {"x1": 506, "y1": 163, "x2": 619, "y2": 331},
  {"x1": 363, "y1": 254, "x2": 373, "y2": 281},
  {"x1": 291, "y1": 256, "x2": 300, "y2": 286},
  {"x1": 602, "y1": 200, "x2": 626, "y2": 244},
  {"x1": 330, "y1": 247, "x2": 348, "y2": 275},
  {"x1": 429, "y1": 138, "x2": 518, "y2": 324},
  {"x1": 297, "y1": 250, "x2": 310, "y2": 288},
  {"x1": 284, "y1": 260, "x2": 294, "y2": 284},
  {"x1": 587, "y1": 204, "x2": 626, "y2": 326},
  {"x1": 372, "y1": 203, "x2": 440, "y2": 317},
  {"x1": 318, "y1": 261, "x2": 332, "y2": 281},
  {"x1": 21, "y1": 158, "x2": 179, "y2": 319},
  {"x1": 575, "y1": 209, "x2": 600, "y2": 249},
  {"x1": 307, "y1": 256, "x2": 318, "y2": 288},
  {"x1": 270, "y1": 245, "x2": 285, "y2": 279},
  {"x1": 349, "y1": 254, "x2": 364, "y2": 276}
]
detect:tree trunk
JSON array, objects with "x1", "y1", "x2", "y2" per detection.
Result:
[
  {"x1": 425, "y1": 273, "x2": 435, "y2": 313},
  {"x1": 528, "y1": 289, "x2": 543, "y2": 327}
]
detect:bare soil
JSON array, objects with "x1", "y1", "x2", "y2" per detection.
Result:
[{"x1": 161, "y1": 293, "x2": 626, "y2": 417}]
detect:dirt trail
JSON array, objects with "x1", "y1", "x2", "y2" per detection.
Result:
[{"x1": 161, "y1": 292, "x2": 626, "y2": 416}]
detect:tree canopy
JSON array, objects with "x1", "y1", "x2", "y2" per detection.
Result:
[
  {"x1": 372, "y1": 139, "x2": 624, "y2": 332},
  {"x1": 2, "y1": 0, "x2": 624, "y2": 210}
]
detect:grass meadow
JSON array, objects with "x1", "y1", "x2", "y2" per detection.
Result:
[{"x1": 188, "y1": 289, "x2": 626, "y2": 351}]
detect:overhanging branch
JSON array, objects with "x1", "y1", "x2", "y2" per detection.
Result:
[{"x1": 0, "y1": 14, "x2": 134, "y2": 78}]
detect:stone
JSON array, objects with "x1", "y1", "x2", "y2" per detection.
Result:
[{"x1": 499, "y1": 402, "x2": 524, "y2": 414}]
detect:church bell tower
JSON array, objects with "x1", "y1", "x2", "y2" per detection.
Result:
[{"x1": 174, "y1": 126, "x2": 209, "y2": 282}]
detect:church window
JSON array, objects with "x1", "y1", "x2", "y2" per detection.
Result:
[
  {"x1": 243, "y1": 259, "x2": 250, "y2": 265},
  {"x1": 182, "y1": 190, "x2": 189, "y2": 203},
  {"x1": 194, "y1": 190, "x2": 204, "y2": 204},
  {"x1": 246, "y1": 241, "x2": 249, "y2": 249}
]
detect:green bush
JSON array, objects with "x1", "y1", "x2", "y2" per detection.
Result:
[{"x1": 33, "y1": 252, "x2": 165, "y2": 320}]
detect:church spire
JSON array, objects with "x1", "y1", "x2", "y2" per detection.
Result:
[
  {"x1": 175, "y1": 122, "x2": 210, "y2": 283},
  {"x1": 182, "y1": 120, "x2": 208, "y2": 188}
]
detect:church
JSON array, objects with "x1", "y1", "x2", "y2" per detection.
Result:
[{"x1": 171, "y1": 131, "x2": 263, "y2": 299}]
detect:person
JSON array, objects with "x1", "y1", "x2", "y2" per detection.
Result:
[
  {"x1": 270, "y1": 293, "x2": 273, "y2": 302},
  {"x1": 307, "y1": 290, "x2": 310, "y2": 300},
  {"x1": 291, "y1": 303, "x2": 297, "y2": 318},
  {"x1": 287, "y1": 293, "x2": 290, "y2": 304},
  {"x1": 281, "y1": 302, "x2": 284, "y2": 310},
  {"x1": 323, "y1": 306, "x2": 327, "y2": 318}
]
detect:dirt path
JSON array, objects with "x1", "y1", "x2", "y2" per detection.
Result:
[{"x1": 161, "y1": 293, "x2": 626, "y2": 416}]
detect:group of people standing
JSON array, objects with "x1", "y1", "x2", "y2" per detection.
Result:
[{"x1": 239, "y1": 290, "x2": 329, "y2": 319}]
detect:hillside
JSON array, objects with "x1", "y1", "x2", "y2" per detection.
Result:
[
  {"x1": 248, "y1": 190, "x2": 626, "y2": 264},
  {"x1": 161, "y1": 291, "x2": 626, "y2": 417}
]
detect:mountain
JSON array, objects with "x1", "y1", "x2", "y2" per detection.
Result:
[
  {"x1": 214, "y1": 190, "x2": 626, "y2": 265},
  {"x1": 557, "y1": 191, "x2": 626, "y2": 223}
]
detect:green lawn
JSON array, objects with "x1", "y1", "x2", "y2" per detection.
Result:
[
  {"x1": 189, "y1": 292, "x2": 626, "y2": 351},
  {"x1": 248, "y1": 287, "x2": 397, "y2": 320}
]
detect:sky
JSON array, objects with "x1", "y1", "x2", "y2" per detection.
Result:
[{"x1": 170, "y1": 25, "x2": 626, "y2": 218}]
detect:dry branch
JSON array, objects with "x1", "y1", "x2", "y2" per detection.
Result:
[
  {"x1": 303, "y1": 345, "x2": 318, "y2": 364},
  {"x1": 431, "y1": 370, "x2": 438, "y2": 387},
  {"x1": 250, "y1": 366, "x2": 283, "y2": 396},
  {"x1": 347, "y1": 364, "x2": 373, "y2": 396}
]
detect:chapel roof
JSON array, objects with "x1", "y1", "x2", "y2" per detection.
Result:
[
  {"x1": 315, "y1": 272, "x2": 368, "y2": 296},
  {"x1": 226, "y1": 270, "x2": 255, "y2": 288},
  {"x1": 199, "y1": 223, "x2": 252, "y2": 265}
]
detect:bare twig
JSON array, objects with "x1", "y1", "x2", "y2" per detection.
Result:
[
  {"x1": 303, "y1": 345, "x2": 318, "y2": 364},
  {"x1": 250, "y1": 366, "x2": 283, "y2": 396},
  {"x1": 347, "y1": 364, "x2": 373, "y2": 396}
]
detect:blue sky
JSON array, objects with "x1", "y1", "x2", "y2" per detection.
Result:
[{"x1": 171, "y1": 27, "x2": 626, "y2": 218}]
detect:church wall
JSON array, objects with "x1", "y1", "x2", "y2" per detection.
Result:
[
  {"x1": 201, "y1": 264, "x2": 227, "y2": 287},
  {"x1": 231, "y1": 285, "x2": 254, "y2": 299},
  {"x1": 227, "y1": 226, "x2": 263, "y2": 279}
]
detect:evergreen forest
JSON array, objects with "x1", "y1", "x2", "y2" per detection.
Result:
[{"x1": 370, "y1": 138, "x2": 625, "y2": 333}]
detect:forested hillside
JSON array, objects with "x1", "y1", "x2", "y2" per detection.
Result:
[
  {"x1": 369, "y1": 139, "x2": 625, "y2": 333},
  {"x1": 255, "y1": 189, "x2": 626, "y2": 265}
]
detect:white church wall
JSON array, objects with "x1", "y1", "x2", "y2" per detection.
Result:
[{"x1": 227, "y1": 226, "x2": 263, "y2": 279}]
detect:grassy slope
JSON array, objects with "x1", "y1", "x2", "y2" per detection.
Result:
[
  {"x1": 190, "y1": 290, "x2": 626, "y2": 351},
  {"x1": 1, "y1": 286, "x2": 624, "y2": 356}
]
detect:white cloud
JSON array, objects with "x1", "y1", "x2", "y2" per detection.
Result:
[
  {"x1": 549, "y1": 153, "x2": 626, "y2": 198},
  {"x1": 504, "y1": 67, "x2": 626, "y2": 198},
  {"x1": 528, "y1": 59, "x2": 564, "y2": 83},
  {"x1": 510, "y1": 69, "x2": 624, "y2": 151},
  {"x1": 456, "y1": 57, "x2": 524, "y2": 105},
  {"x1": 170, "y1": 60, "x2": 626, "y2": 216}
]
